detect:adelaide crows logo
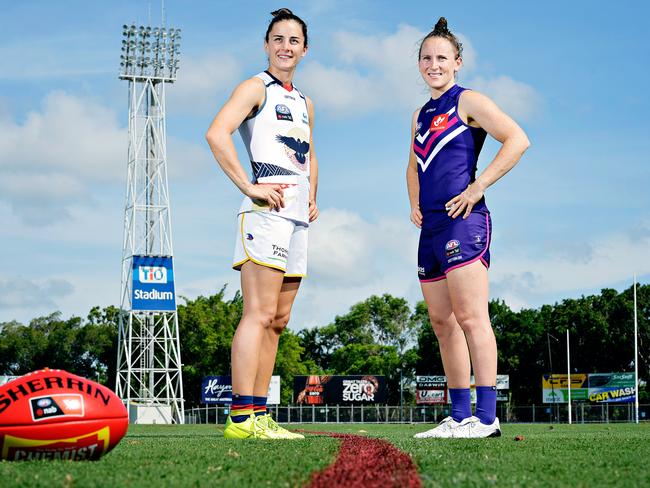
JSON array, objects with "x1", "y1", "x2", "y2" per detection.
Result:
[{"x1": 276, "y1": 128, "x2": 309, "y2": 171}]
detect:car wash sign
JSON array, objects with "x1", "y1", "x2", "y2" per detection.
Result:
[
  {"x1": 132, "y1": 255, "x2": 176, "y2": 311},
  {"x1": 588, "y1": 373, "x2": 636, "y2": 403}
]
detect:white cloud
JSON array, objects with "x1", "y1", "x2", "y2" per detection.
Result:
[
  {"x1": 491, "y1": 223, "x2": 650, "y2": 310},
  {"x1": 308, "y1": 209, "x2": 377, "y2": 283},
  {"x1": 456, "y1": 35, "x2": 477, "y2": 74},
  {"x1": 167, "y1": 135, "x2": 215, "y2": 180},
  {"x1": 0, "y1": 91, "x2": 125, "y2": 224},
  {"x1": 298, "y1": 24, "x2": 425, "y2": 116},
  {"x1": 285, "y1": 208, "x2": 420, "y2": 327},
  {"x1": 0, "y1": 35, "x2": 114, "y2": 81},
  {"x1": 0, "y1": 277, "x2": 74, "y2": 310},
  {"x1": 297, "y1": 24, "x2": 538, "y2": 121},
  {"x1": 167, "y1": 54, "x2": 243, "y2": 115},
  {"x1": 468, "y1": 75, "x2": 542, "y2": 122},
  {"x1": 297, "y1": 62, "x2": 379, "y2": 114},
  {"x1": 0, "y1": 90, "x2": 215, "y2": 225},
  {"x1": 0, "y1": 91, "x2": 124, "y2": 181}
]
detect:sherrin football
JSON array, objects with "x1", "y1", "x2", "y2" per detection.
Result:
[{"x1": 0, "y1": 368, "x2": 128, "y2": 461}]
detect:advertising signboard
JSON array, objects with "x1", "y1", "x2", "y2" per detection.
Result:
[
  {"x1": 416, "y1": 376, "x2": 447, "y2": 405},
  {"x1": 416, "y1": 375, "x2": 510, "y2": 404},
  {"x1": 542, "y1": 374, "x2": 588, "y2": 403},
  {"x1": 293, "y1": 375, "x2": 387, "y2": 404},
  {"x1": 202, "y1": 375, "x2": 281, "y2": 405},
  {"x1": 132, "y1": 255, "x2": 176, "y2": 311},
  {"x1": 587, "y1": 373, "x2": 635, "y2": 403}
]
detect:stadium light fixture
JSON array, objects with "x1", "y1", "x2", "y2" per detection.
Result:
[{"x1": 119, "y1": 23, "x2": 181, "y2": 82}]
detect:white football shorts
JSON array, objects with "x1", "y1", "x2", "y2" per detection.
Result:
[{"x1": 232, "y1": 211, "x2": 308, "y2": 277}]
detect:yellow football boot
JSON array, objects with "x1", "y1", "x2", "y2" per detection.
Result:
[{"x1": 260, "y1": 414, "x2": 305, "y2": 439}]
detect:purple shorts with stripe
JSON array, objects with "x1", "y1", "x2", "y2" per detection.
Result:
[{"x1": 418, "y1": 212, "x2": 491, "y2": 282}]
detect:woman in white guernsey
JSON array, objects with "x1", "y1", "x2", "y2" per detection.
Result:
[{"x1": 206, "y1": 8, "x2": 318, "y2": 439}]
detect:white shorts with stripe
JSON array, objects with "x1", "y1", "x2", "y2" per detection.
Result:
[{"x1": 232, "y1": 211, "x2": 308, "y2": 277}]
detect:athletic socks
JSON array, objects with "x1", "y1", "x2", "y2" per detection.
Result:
[
  {"x1": 253, "y1": 396, "x2": 267, "y2": 417},
  {"x1": 230, "y1": 394, "x2": 254, "y2": 423},
  {"x1": 448, "y1": 388, "x2": 472, "y2": 422},
  {"x1": 475, "y1": 386, "x2": 497, "y2": 424}
]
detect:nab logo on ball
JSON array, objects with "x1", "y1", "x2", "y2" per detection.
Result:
[
  {"x1": 0, "y1": 369, "x2": 128, "y2": 461},
  {"x1": 30, "y1": 394, "x2": 84, "y2": 421}
]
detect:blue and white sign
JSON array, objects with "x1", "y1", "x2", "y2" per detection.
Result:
[
  {"x1": 202, "y1": 376, "x2": 232, "y2": 404},
  {"x1": 132, "y1": 255, "x2": 176, "y2": 311},
  {"x1": 201, "y1": 375, "x2": 281, "y2": 405}
]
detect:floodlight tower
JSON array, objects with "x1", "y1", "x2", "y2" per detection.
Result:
[{"x1": 115, "y1": 23, "x2": 184, "y2": 424}]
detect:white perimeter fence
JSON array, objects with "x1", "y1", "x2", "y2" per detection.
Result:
[{"x1": 185, "y1": 403, "x2": 650, "y2": 424}]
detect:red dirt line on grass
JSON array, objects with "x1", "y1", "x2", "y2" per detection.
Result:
[{"x1": 304, "y1": 432, "x2": 421, "y2": 488}]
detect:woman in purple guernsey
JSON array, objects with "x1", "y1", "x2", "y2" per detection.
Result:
[{"x1": 409, "y1": 18, "x2": 529, "y2": 438}]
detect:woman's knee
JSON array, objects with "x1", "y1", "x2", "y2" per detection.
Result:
[
  {"x1": 243, "y1": 308, "x2": 276, "y2": 329},
  {"x1": 455, "y1": 310, "x2": 490, "y2": 336},
  {"x1": 429, "y1": 313, "x2": 456, "y2": 340},
  {"x1": 270, "y1": 312, "x2": 291, "y2": 334}
]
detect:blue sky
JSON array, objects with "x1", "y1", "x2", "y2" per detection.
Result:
[{"x1": 1, "y1": 0, "x2": 648, "y2": 328}]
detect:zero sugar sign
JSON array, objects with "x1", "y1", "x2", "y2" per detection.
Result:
[{"x1": 132, "y1": 255, "x2": 176, "y2": 311}]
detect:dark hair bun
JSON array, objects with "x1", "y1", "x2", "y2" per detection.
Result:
[
  {"x1": 265, "y1": 8, "x2": 308, "y2": 47},
  {"x1": 418, "y1": 16, "x2": 463, "y2": 60},
  {"x1": 271, "y1": 8, "x2": 294, "y2": 17},
  {"x1": 433, "y1": 17, "x2": 450, "y2": 35}
]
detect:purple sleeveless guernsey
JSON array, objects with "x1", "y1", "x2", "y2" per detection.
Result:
[{"x1": 413, "y1": 85, "x2": 488, "y2": 229}]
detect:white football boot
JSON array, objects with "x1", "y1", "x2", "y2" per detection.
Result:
[
  {"x1": 413, "y1": 416, "x2": 460, "y2": 438},
  {"x1": 452, "y1": 416, "x2": 501, "y2": 438}
]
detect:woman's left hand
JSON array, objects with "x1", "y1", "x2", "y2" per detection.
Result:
[
  {"x1": 445, "y1": 181, "x2": 485, "y2": 219},
  {"x1": 309, "y1": 198, "x2": 319, "y2": 222}
]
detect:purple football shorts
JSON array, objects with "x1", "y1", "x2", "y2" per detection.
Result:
[{"x1": 418, "y1": 212, "x2": 491, "y2": 282}]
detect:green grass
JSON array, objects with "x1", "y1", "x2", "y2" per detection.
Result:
[
  {"x1": 1, "y1": 423, "x2": 649, "y2": 487},
  {"x1": 317, "y1": 423, "x2": 650, "y2": 487},
  {"x1": 0, "y1": 424, "x2": 338, "y2": 487}
]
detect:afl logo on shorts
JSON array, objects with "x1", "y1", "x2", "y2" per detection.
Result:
[
  {"x1": 246, "y1": 233, "x2": 254, "y2": 241},
  {"x1": 445, "y1": 239, "x2": 460, "y2": 251},
  {"x1": 445, "y1": 239, "x2": 461, "y2": 258},
  {"x1": 275, "y1": 104, "x2": 293, "y2": 121}
]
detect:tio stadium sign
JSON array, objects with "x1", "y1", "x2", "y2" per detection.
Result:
[{"x1": 131, "y1": 255, "x2": 176, "y2": 311}]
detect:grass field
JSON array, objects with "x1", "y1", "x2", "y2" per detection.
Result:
[{"x1": 1, "y1": 422, "x2": 649, "y2": 487}]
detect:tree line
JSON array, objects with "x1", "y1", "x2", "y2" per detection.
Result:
[{"x1": 1, "y1": 284, "x2": 648, "y2": 406}]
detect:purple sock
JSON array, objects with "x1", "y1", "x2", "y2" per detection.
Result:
[
  {"x1": 449, "y1": 388, "x2": 472, "y2": 422},
  {"x1": 476, "y1": 386, "x2": 497, "y2": 424}
]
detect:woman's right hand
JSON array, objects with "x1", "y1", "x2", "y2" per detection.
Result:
[
  {"x1": 410, "y1": 205, "x2": 422, "y2": 228},
  {"x1": 245, "y1": 183, "x2": 285, "y2": 211}
]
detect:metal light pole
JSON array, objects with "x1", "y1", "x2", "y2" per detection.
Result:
[
  {"x1": 115, "y1": 23, "x2": 184, "y2": 424},
  {"x1": 634, "y1": 274, "x2": 639, "y2": 424},
  {"x1": 547, "y1": 332, "x2": 559, "y2": 422},
  {"x1": 567, "y1": 329, "x2": 572, "y2": 424}
]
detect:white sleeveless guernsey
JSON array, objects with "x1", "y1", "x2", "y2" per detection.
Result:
[{"x1": 238, "y1": 71, "x2": 311, "y2": 225}]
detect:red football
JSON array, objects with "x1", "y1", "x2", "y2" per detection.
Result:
[{"x1": 0, "y1": 368, "x2": 128, "y2": 461}]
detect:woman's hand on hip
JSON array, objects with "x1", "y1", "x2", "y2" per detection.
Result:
[
  {"x1": 445, "y1": 181, "x2": 485, "y2": 219},
  {"x1": 245, "y1": 183, "x2": 285, "y2": 211}
]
